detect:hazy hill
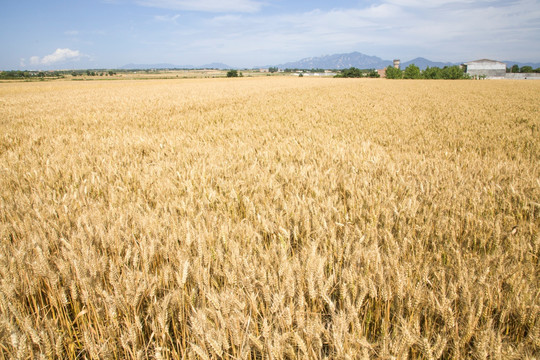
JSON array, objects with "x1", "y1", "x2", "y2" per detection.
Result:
[
  {"x1": 402, "y1": 58, "x2": 540, "y2": 70},
  {"x1": 120, "y1": 63, "x2": 188, "y2": 69},
  {"x1": 120, "y1": 62, "x2": 231, "y2": 70},
  {"x1": 276, "y1": 52, "x2": 392, "y2": 70},
  {"x1": 200, "y1": 62, "x2": 232, "y2": 69},
  {"x1": 275, "y1": 52, "x2": 459, "y2": 70},
  {"x1": 502, "y1": 60, "x2": 540, "y2": 69},
  {"x1": 274, "y1": 52, "x2": 540, "y2": 70},
  {"x1": 401, "y1": 57, "x2": 457, "y2": 70}
]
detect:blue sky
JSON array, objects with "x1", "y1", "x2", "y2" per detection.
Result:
[{"x1": 1, "y1": 0, "x2": 539, "y2": 70}]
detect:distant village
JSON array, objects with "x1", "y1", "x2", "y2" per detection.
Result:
[{"x1": 288, "y1": 59, "x2": 540, "y2": 79}]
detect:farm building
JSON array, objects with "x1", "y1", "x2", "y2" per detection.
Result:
[{"x1": 462, "y1": 59, "x2": 506, "y2": 78}]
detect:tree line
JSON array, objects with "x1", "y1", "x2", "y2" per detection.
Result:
[
  {"x1": 0, "y1": 70, "x2": 65, "y2": 79},
  {"x1": 334, "y1": 67, "x2": 380, "y2": 78},
  {"x1": 334, "y1": 65, "x2": 470, "y2": 79},
  {"x1": 0, "y1": 69, "x2": 121, "y2": 80},
  {"x1": 226, "y1": 70, "x2": 244, "y2": 77},
  {"x1": 508, "y1": 65, "x2": 540, "y2": 73},
  {"x1": 386, "y1": 64, "x2": 540, "y2": 79},
  {"x1": 385, "y1": 64, "x2": 471, "y2": 79}
]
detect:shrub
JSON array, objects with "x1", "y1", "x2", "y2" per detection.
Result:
[
  {"x1": 423, "y1": 66, "x2": 443, "y2": 79},
  {"x1": 441, "y1": 65, "x2": 466, "y2": 79},
  {"x1": 335, "y1": 67, "x2": 363, "y2": 78},
  {"x1": 403, "y1": 64, "x2": 421, "y2": 79},
  {"x1": 385, "y1": 65, "x2": 403, "y2": 79}
]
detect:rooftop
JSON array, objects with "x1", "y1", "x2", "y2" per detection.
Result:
[{"x1": 463, "y1": 59, "x2": 506, "y2": 65}]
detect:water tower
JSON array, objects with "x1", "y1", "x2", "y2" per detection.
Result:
[{"x1": 393, "y1": 59, "x2": 400, "y2": 69}]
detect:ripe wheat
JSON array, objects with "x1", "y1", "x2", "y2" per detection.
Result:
[{"x1": 0, "y1": 77, "x2": 539, "y2": 359}]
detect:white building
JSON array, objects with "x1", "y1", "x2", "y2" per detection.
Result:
[{"x1": 462, "y1": 59, "x2": 506, "y2": 78}]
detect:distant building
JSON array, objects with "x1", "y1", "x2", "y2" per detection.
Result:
[
  {"x1": 393, "y1": 59, "x2": 400, "y2": 69},
  {"x1": 295, "y1": 72, "x2": 337, "y2": 77},
  {"x1": 377, "y1": 68, "x2": 387, "y2": 78},
  {"x1": 462, "y1": 59, "x2": 506, "y2": 78}
]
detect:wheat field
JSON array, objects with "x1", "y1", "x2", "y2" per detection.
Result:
[{"x1": 0, "y1": 77, "x2": 538, "y2": 359}]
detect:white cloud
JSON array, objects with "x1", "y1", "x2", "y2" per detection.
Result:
[
  {"x1": 65, "y1": 30, "x2": 79, "y2": 36},
  {"x1": 136, "y1": 0, "x2": 263, "y2": 13},
  {"x1": 29, "y1": 48, "x2": 85, "y2": 66},
  {"x1": 166, "y1": 0, "x2": 539, "y2": 65},
  {"x1": 29, "y1": 56, "x2": 41, "y2": 65},
  {"x1": 383, "y1": 0, "x2": 493, "y2": 8},
  {"x1": 154, "y1": 14, "x2": 181, "y2": 22}
]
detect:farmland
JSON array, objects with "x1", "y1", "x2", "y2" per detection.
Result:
[{"x1": 0, "y1": 77, "x2": 539, "y2": 359}]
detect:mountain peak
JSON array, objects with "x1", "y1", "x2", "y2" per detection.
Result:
[
  {"x1": 277, "y1": 52, "x2": 392, "y2": 70},
  {"x1": 274, "y1": 52, "x2": 466, "y2": 70},
  {"x1": 401, "y1": 58, "x2": 456, "y2": 70}
]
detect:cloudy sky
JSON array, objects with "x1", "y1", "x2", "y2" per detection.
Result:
[{"x1": 1, "y1": 0, "x2": 539, "y2": 70}]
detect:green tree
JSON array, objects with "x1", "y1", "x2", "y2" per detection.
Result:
[
  {"x1": 336, "y1": 67, "x2": 363, "y2": 78},
  {"x1": 385, "y1": 65, "x2": 403, "y2": 79},
  {"x1": 403, "y1": 64, "x2": 421, "y2": 79},
  {"x1": 268, "y1": 67, "x2": 278, "y2": 73},
  {"x1": 423, "y1": 66, "x2": 442, "y2": 79},
  {"x1": 442, "y1": 65, "x2": 466, "y2": 79},
  {"x1": 226, "y1": 69, "x2": 238, "y2": 77},
  {"x1": 511, "y1": 64, "x2": 519, "y2": 73},
  {"x1": 520, "y1": 66, "x2": 533, "y2": 73}
]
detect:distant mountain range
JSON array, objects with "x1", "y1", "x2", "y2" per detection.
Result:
[
  {"x1": 402, "y1": 58, "x2": 540, "y2": 70},
  {"x1": 119, "y1": 52, "x2": 540, "y2": 71},
  {"x1": 119, "y1": 62, "x2": 231, "y2": 70},
  {"x1": 275, "y1": 51, "x2": 392, "y2": 70},
  {"x1": 401, "y1": 57, "x2": 456, "y2": 70},
  {"x1": 272, "y1": 53, "x2": 459, "y2": 70},
  {"x1": 501, "y1": 60, "x2": 540, "y2": 69},
  {"x1": 275, "y1": 52, "x2": 540, "y2": 70}
]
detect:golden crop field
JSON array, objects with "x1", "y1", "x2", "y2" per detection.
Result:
[{"x1": 0, "y1": 77, "x2": 539, "y2": 359}]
